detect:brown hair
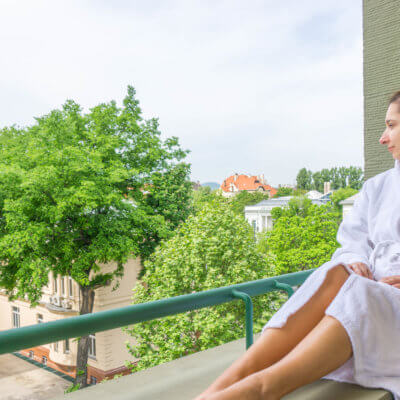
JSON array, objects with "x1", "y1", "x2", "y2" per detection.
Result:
[{"x1": 389, "y1": 91, "x2": 400, "y2": 106}]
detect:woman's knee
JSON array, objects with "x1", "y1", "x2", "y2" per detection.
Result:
[
  {"x1": 324, "y1": 264, "x2": 351, "y2": 286},
  {"x1": 313, "y1": 264, "x2": 351, "y2": 305}
]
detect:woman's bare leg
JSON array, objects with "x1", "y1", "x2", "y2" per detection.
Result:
[
  {"x1": 205, "y1": 314, "x2": 352, "y2": 400},
  {"x1": 195, "y1": 264, "x2": 350, "y2": 399}
]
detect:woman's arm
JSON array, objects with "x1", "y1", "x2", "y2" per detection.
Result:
[{"x1": 331, "y1": 180, "x2": 375, "y2": 269}]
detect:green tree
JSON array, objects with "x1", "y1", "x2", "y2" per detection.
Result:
[
  {"x1": 312, "y1": 171, "x2": 323, "y2": 192},
  {"x1": 292, "y1": 188, "x2": 308, "y2": 197},
  {"x1": 332, "y1": 167, "x2": 349, "y2": 190},
  {"x1": 191, "y1": 185, "x2": 219, "y2": 213},
  {"x1": 348, "y1": 166, "x2": 363, "y2": 190},
  {"x1": 124, "y1": 200, "x2": 285, "y2": 371},
  {"x1": 309, "y1": 166, "x2": 362, "y2": 192},
  {"x1": 329, "y1": 187, "x2": 358, "y2": 216},
  {"x1": 0, "y1": 86, "x2": 191, "y2": 388},
  {"x1": 273, "y1": 187, "x2": 294, "y2": 198},
  {"x1": 296, "y1": 168, "x2": 312, "y2": 190},
  {"x1": 229, "y1": 191, "x2": 269, "y2": 215},
  {"x1": 138, "y1": 162, "x2": 193, "y2": 271},
  {"x1": 320, "y1": 168, "x2": 332, "y2": 188},
  {"x1": 265, "y1": 198, "x2": 340, "y2": 275}
]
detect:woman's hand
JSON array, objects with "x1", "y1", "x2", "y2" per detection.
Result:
[
  {"x1": 348, "y1": 262, "x2": 374, "y2": 280},
  {"x1": 378, "y1": 275, "x2": 400, "y2": 289}
]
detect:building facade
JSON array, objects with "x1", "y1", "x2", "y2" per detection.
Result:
[
  {"x1": 0, "y1": 258, "x2": 141, "y2": 384},
  {"x1": 363, "y1": 0, "x2": 400, "y2": 179},
  {"x1": 244, "y1": 190, "x2": 333, "y2": 233}
]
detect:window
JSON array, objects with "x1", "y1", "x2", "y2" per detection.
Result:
[
  {"x1": 68, "y1": 277, "x2": 73, "y2": 297},
  {"x1": 64, "y1": 339, "x2": 70, "y2": 354},
  {"x1": 42, "y1": 356, "x2": 47, "y2": 365},
  {"x1": 88, "y1": 334, "x2": 96, "y2": 358},
  {"x1": 54, "y1": 342, "x2": 58, "y2": 352},
  {"x1": 37, "y1": 313, "x2": 43, "y2": 324},
  {"x1": 28, "y1": 351, "x2": 34, "y2": 359},
  {"x1": 90, "y1": 376, "x2": 97, "y2": 385},
  {"x1": 53, "y1": 274, "x2": 57, "y2": 293},
  {"x1": 262, "y1": 216, "x2": 266, "y2": 230},
  {"x1": 61, "y1": 277, "x2": 65, "y2": 295},
  {"x1": 12, "y1": 306, "x2": 20, "y2": 328}
]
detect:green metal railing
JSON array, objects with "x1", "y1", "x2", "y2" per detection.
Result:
[{"x1": 0, "y1": 269, "x2": 315, "y2": 353}]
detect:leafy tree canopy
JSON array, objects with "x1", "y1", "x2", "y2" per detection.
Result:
[
  {"x1": 124, "y1": 200, "x2": 285, "y2": 371},
  {"x1": 273, "y1": 187, "x2": 294, "y2": 198},
  {"x1": 0, "y1": 86, "x2": 192, "y2": 387},
  {"x1": 296, "y1": 168, "x2": 313, "y2": 190},
  {"x1": 190, "y1": 185, "x2": 219, "y2": 214},
  {"x1": 329, "y1": 186, "x2": 358, "y2": 215},
  {"x1": 229, "y1": 191, "x2": 269, "y2": 215},
  {"x1": 298, "y1": 166, "x2": 363, "y2": 192},
  {"x1": 0, "y1": 86, "x2": 191, "y2": 301},
  {"x1": 263, "y1": 197, "x2": 340, "y2": 275}
]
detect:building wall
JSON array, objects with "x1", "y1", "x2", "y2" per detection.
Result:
[
  {"x1": 0, "y1": 257, "x2": 142, "y2": 382},
  {"x1": 245, "y1": 210, "x2": 273, "y2": 233},
  {"x1": 363, "y1": 0, "x2": 400, "y2": 179}
]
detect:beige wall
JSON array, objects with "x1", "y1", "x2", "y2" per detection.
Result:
[{"x1": 0, "y1": 257, "x2": 142, "y2": 373}]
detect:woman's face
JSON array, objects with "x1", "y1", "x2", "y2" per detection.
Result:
[{"x1": 379, "y1": 102, "x2": 400, "y2": 160}]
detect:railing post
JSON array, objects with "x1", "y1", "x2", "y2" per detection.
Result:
[
  {"x1": 271, "y1": 280, "x2": 294, "y2": 297},
  {"x1": 231, "y1": 289, "x2": 253, "y2": 349}
]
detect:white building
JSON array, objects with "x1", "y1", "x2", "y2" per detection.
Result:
[
  {"x1": 245, "y1": 188, "x2": 359, "y2": 234},
  {"x1": 244, "y1": 191, "x2": 332, "y2": 233}
]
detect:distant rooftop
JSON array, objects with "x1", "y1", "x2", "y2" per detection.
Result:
[{"x1": 245, "y1": 191, "x2": 333, "y2": 211}]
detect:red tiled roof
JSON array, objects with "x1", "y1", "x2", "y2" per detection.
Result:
[{"x1": 220, "y1": 174, "x2": 277, "y2": 196}]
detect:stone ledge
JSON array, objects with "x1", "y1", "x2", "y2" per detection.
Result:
[{"x1": 51, "y1": 333, "x2": 393, "y2": 400}]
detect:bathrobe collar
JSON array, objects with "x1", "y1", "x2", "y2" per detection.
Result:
[{"x1": 395, "y1": 159, "x2": 400, "y2": 175}]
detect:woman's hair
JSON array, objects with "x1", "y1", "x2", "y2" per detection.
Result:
[{"x1": 389, "y1": 91, "x2": 400, "y2": 106}]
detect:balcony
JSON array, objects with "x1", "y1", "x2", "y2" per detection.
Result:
[
  {"x1": 0, "y1": 270, "x2": 393, "y2": 400},
  {"x1": 49, "y1": 349, "x2": 75, "y2": 367},
  {"x1": 48, "y1": 333, "x2": 391, "y2": 400}
]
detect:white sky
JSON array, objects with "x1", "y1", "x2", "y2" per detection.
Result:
[{"x1": 0, "y1": 0, "x2": 364, "y2": 186}]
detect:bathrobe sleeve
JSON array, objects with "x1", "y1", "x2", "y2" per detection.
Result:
[{"x1": 331, "y1": 180, "x2": 374, "y2": 269}]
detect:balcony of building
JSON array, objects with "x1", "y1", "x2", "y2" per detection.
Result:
[{"x1": 0, "y1": 269, "x2": 394, "y2": 400}]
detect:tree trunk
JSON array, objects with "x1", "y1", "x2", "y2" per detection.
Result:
[{"x1": 74, "y1": 285, "x2": 95, "y2": 388}]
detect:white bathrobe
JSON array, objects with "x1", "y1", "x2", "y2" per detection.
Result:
[{"x1": 262, "y1": 160, "x2": 400, "y2": 399}]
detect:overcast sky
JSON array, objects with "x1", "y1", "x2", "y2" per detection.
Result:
[{"x1": 0, "y1": 0, "x2": 363, "y2": 186}]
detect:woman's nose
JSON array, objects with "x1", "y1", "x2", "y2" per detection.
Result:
[{"x1": 379, "y1": 130, "x2": 389, "y2": 144}]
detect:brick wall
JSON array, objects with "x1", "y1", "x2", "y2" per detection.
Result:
[{"x1": 363, "y1": 0, "x2": 400, "y2": 178}]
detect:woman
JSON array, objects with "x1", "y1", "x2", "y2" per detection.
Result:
[{"x1": 193, "y1": 92, "x2": 400, "y2": 400}]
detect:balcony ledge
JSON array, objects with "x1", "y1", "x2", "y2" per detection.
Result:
[
  {"x1": 45, "y1": 303, "x2": 78, "y2": 316},
  {"x1": 51, "y1": 333, "x2": 392, "y2": 400}
]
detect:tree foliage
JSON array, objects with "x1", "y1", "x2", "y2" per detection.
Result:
[
  {"x1": 190, "y1": 185, "x2": 219, "y2": 214},
  {"x1": 0, "y1": 86, "x2": 192, "y2": 387},
  {"x1": 298, "y1": 166, "x2": 363, "y2": 192},
  {"x1": 296, "y1": 168, "x2": 313, "y2": 190},
  {"x1": 262, "y1": 197, "x2": 340, "y2": 276},
  {"x1": 273, "y1": 187, "x2": 294, "y2": 198},
  {"x1": 329, "y1": 186, "x2": 358, "y2": 215},
  {"x1": 229, "y1": 191, "x2": 269, "y2": 215},
  {"x1": 124, "y1": 200, "x2": 286, "y2": 371}
]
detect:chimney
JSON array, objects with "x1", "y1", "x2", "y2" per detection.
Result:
[
  {"x1": 234, "y1": 173, "x2": 238, "y2": 182},
  {"x1": 323, "y1": 181, "x2": 331, "y2": 195}
]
